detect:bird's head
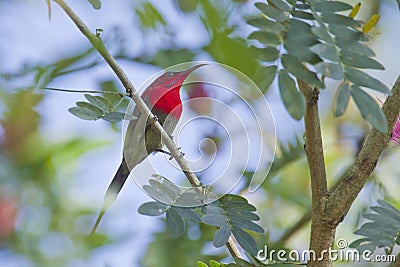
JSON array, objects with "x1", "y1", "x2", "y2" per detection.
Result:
[
  {"x1": 151, "y1": 64, "x2": 207, "y2": 90},
  {"x1": 143, "y1": 64, "x2": 207, "y2": 119}
]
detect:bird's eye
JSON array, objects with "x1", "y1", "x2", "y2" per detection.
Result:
[{"x1": 168, "y1": 72, "x2": 175, "y2": 76}]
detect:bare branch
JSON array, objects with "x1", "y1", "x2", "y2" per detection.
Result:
[
  {"x1": 298, "y1": 81, "x2": 329, "y2": 211},
  {"x1": 298, "y1": 80, "x2": 333, "y2": 267}
]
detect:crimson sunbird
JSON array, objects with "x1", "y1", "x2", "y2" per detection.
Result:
[{"x1": 90, "y1": 64, "x2": 206, "y2": 234}]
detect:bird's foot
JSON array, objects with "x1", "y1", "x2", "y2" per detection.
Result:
[
  {"x1": 152, "y1": 115, "x2": 159, "y2": 122},
  {"x1": 167, "y1": 147, "x2": 184, "y2": 160},
  {"x1": 174, "y1": 147, "x2": 185, "y2": 159},
  {"x1": 155, "y1": 148, "x2": 171, "y2": 157},
  {"x1": 154, "y1": 148, "x2": 185, "y2": 160}
]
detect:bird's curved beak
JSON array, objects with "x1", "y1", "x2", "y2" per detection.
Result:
[
  {"x1": 181, "y1": 63, "x2": 208, "y2": 75},
  {"x1": 164, "y1": 64, "x2": 207, "y2": 89},
  {"x1": 175, "y1": 63, "x2": 207, "y2": 82}
]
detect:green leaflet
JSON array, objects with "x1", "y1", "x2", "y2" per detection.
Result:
[
  {"x1": 68, "y1": 106, "x2": 101, "y2": 120},
  {"x1": 166, "y1": 208, "x2": 185, "y2": 236},
  {"x1": 69, "y1": 94, "x2": 135, "y2": 122},
  {"x1": 88, "y1": 0, "x2": 101, "y2": 9},
  {"x1": 269, "y1": 0, "x2": 292, "y2": 12},
  {"x1": 340, "y1": 51, "x2": 384, "y2": 70},
  {"x1": 311, "y1": 26, "x2": 332, "y2": 43},
  {"x1": 328, "y1": 24, "x2": 364, "y2": 40},
  {"x1": 213, "y1": 225, "x2": 231, "y2": 247},
  {"x1": 138, "y1": 202, "x2": 169, "y2": 216},
  {"x1": 345, "y1": 67, "x2": 390, "y2": 94},
  {"x1": 335, "y1": 37, "x2": 375, "y2": 57},
  {"x1": 334, "y1": 82, "x2": 350, "y2": 117},
  {"x1": 278, "y1": 70, "x2": 305, "y2": 120},
  {"x1": 315, "y1": 62, "x2": 344, "y2": 80},
  {"x1": 313, "y1": 1, "x2": 353, "y2": 13},
  {"x1": 84, "y1": 94, "x2": 113, "y2": 112},
  {"x1": 232, "y1": 226, "x2": 258, "y2": 255},
  {"x1": 310, "y1": 43, "x2": 339, "y2": 61},
  {"x1": 201, "y1": 195, "x2": 263, "y2": 255},
  {"x1": 292, "y1": 10, "x2": 314, "y2": 20},
  {"x1": 248, "y1": 31, "x2": 281, "y2": 46},
  {"x1": 252, "y1": 65, "x2": 277, "y2": 93},
  {"x1": 350, "y1": 85, "x2": 387, "y2": 133},
  {"x1": 321, "y1": 13, "x2": 361, "y2": 28},
  {"x1": 281, "y1": 54, "x2": 324, "y2": 88},
  {"x1": 350, "y1": 200, "x2": 400, "y2": 253},
  {"x1": 255, "y1": 2, "x2": 287, "y2": 22},
  {"x1": 253, "y1": 46, "x2": 280, "y2": 62},
  {"x1": 247, "y1": 17, "x2": 283, "y2": 34},
  {"x1": 76, "y1": 101, "x2": 104, "y2": 116},
  {"x1": 201, "y1": 214, "x2": 227, "y2": 227}
]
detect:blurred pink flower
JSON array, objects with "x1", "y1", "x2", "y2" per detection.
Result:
[
  {"x1": 392, "y1": 115, "x2": 400, "y2": 146},
  {"x1": 378, "y1": 97, "x2": 400, "y2": 146}
]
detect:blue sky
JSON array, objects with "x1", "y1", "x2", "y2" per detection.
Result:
[{"x1": 1, "y1": 0, "x2": 400, "y2": 266}]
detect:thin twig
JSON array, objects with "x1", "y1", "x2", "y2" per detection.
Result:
[
  {"x1": 53, "y1": 0, "x2": 242, "y2": 259},
  {"x1": 276, "y1": 209, "x2": 312, "y2": 245},
  {"x1": 56, "y1": 60, "x2": 101, "y2": 76},
  {"x1": 33, "y1": 86, "x2": 127, "y2": 96}
]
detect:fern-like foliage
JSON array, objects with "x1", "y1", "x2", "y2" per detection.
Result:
[
  {"x1": 248, "y1": 0, "x2": 390, "y2": 133},
  {"x1": 197, "y1": 257, "x2": 257, "y2": 267},
  {"x1": 198, "y1": 257, "x2": 260, "y2": 267},
  {"x1": 138, "y1": 177, "x2": 264, "y2": 255},
  {"x1": 268, "y1": 135, "x2": 305, "y2": 175},
  {"x1": 202, "y1": 194, "x2": 264, "y2": 255},
  {"x1": 197, "y1": 259, "x2": 227, "y2": 267},
  {"x1": 68, "y1": 94, "x2": 135, "y2": 122},
  {"x1": 243, "y1": 136, "x2": 305, "y2": 188},
  {"x1": 138, "y1": 176, "x2": 206, "y2": 236},
  {"x1": 350, "y1": 199, "x2": 400, "y2": 254}
]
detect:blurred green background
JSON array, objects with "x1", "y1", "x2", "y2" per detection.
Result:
[{"x1": 0, "y1": 0, "x2": 400, "y2": 266}]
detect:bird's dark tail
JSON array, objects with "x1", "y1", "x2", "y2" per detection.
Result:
[{"x1": 90, "y1": 159, "x2": 130, "y2": 235}]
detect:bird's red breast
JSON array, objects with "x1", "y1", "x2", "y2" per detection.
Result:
[{"x1": 142, "y1": 85, "x2": 183, "y2": 119}]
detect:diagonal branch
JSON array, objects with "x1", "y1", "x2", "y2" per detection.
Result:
[
  {"x1": 53, "y1": 0, "x2": 242, "y2": 259},
  {"x1": 276, "y1": 209, "x2": 312, "y2": 245},
  {"x1": 325, "y1": 75, "x2": 400, "y2": 223}
]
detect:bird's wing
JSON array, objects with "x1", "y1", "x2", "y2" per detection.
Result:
[{"x1": 123, "y1": 94, "x2": 153, "y2": 169}]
